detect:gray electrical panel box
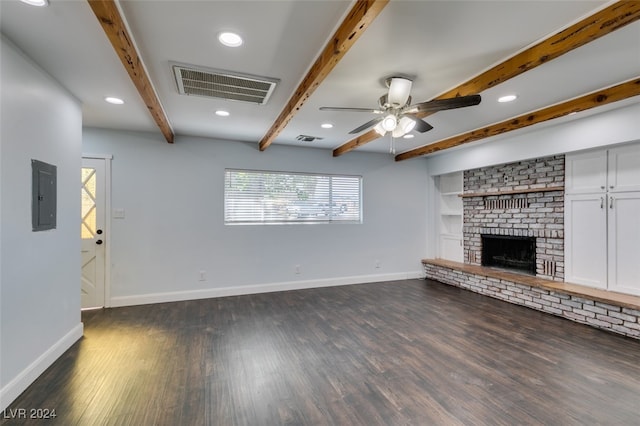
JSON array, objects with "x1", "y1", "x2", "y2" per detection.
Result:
[{"x1": 32, "y1": 159, "x2": 57, "y2": 231}]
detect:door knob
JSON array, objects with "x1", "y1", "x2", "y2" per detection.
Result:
[
  {"x1": 97, "y1": 229, "x2": 103, "y2": 235},
  {"x1": 96, "y1": 239, "x2": 103, "y2": 245}
]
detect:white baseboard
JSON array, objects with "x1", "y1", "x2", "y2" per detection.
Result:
[
  {"x1": 1, "y1": 323, "x2": 83, "y2": 411},
  {"x1": 110, "y1": 271, "x2": 424, "y2": 307}
]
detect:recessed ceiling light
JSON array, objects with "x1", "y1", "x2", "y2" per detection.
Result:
[
  {"x1": 498, "y1": 94, "x2": 518, "y2": 103},
  {"x1": 19, "y1": 0, "x2": 48, "y2": 6},
  {"x1": 403, "y1": 134, "x2": 415, "y2": 139},
  {"x1": 321, "y1": 123, "x2": 333, "y2": 129},
  {"x1": 104, "y1": 97, "x2": 124, "y2": 105},
  {"x1": 215, "y1": 110, "x2": 230, "y2": 117},
  {"x1": 218, "y1": 32, "x2": 243, "y2": 47}
]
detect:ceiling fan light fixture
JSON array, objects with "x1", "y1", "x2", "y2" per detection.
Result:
[
  {"x1": 392, "y1": 127, "x2": 405, "y2": 138},
  {"x1": 387, "y1": 77, "x2": 412, "y2": 107},
  {"x1": 399, "y1": 116, "x2": 416, "y2": 133},
  {"x1": 373, "y1": 122, "x2": 387, "y2": 136},
  {"x1": 381, "y1": 114, "x2": 397, "y2": 132},
  {"x1": 391, "y1": 116, "x2": 416, "y2": 138}
]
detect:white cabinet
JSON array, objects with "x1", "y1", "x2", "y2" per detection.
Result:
[
  {"x1": 565, "y1": 194, "x2": 608, "y2": 288},
  {"x1": 608, "y1": 144, "x2": 640, "y2": 193},
  {"x1": 607, "y1": 192, "x2": 640, "y2": 296},
  {"x1": 436, "y1": 172, "x2": 463, "y2": 262},
  {"x1": 566, "y1": 144, "x2": 640, "y2": 194},
  {"x1": 565, "y1": 150, "x2": 607, "y2": 194},
  {"x1": 565, "y1": 143, "x2": 640, "y2": 296}
]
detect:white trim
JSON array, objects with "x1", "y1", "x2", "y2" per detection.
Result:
[
  {"x1": 0, "y1": 324, "x2": 83, "y2": 411},
  {"x1": 109, "y1": 272, "x2": 425, "y2": 307},
  {"x1": 103, "y1": 157, "x2": 112, "y2": 307},
  {"x1": 82, "y1": 153, "x2": 113, "y2": 160}
]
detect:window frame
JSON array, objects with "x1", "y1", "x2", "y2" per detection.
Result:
[{"x1": 224, "y1": 168, "x2": 363, "y2": 225}]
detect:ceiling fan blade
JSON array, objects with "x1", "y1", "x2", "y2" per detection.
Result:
[
  {"x1": 388, "y1": 77, "x2": 412, "y2": 107},
  {"x1": 349, "y1": 117, "x2": 383, "y2": 134},
  {"x1": 404, "y1": 114, "x2": 434, "y2": 133},
  {"x1": 320, "y1": 106, "x2": 383, "y2": 114},
  {"x1": 408, "y1": 94, "x2": 482, "y2": 113}
]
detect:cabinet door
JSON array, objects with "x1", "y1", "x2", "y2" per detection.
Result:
[
  {"x1": 564, "y1": 194, "x2": 607, "y2": 289},
  {"x1": 440, "y1": 235, "x2": 463, "y2": 263},
  {"x1": 565, "y1": 150, "x2": 607, "y2": 194},
  {"x1": 608, "y1": 192, "x2": 640, "y2": 296},
  {"x1": 608, "y1": 144, "x2": 640, "y2": 193}
]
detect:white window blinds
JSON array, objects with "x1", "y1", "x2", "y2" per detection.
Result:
[{"x1": 224, "y1": 169, "x2": 362, "y2": 224}]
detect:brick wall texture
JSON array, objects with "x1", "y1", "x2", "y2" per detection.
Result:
[
  {"x1": 463, "y1": 155, "x2": 565, "y2": 281},
  {"x1": 425, "y1": 263, "x2": 640, "y2": 340}
]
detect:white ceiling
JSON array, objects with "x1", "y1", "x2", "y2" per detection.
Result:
[{"x1": 1, "y1": 0, "x2": 639, "y2": 156}]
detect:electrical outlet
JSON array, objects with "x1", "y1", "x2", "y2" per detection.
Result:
[
  {"x1": 375, "y1": 260, "x2": 381, "y2": 269},
  {"x1": 295, "y1": 265, "x2": 301, "y2": 275},
  {"x1": 199, "y1": 270, "x2": 206, "y2": 281}
]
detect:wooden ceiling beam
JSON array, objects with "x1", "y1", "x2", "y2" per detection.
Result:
[
  {"x1": 258, "y1": 0, "x2": 389, "y2": 151},
  {"x1": 395, "y1": 78, "x2": 640, "y2": 161},
  {"x1": 88, "y1": 0, "x2": 174, "y2": 143},
  {"x1": 334, "y1": 0, "x2": 640, "y2": 157}
]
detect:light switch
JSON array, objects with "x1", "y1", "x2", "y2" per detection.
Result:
[{"x1": 113, "y1": 208, "x2": 125, "y2": 219}]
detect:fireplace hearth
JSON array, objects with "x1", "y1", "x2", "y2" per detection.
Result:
[{"x1": 481, "y1": 235, "x2": 536, "y2": 275}]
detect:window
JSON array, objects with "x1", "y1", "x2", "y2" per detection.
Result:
[{"x1": 225, "y1": 169, "x2": 362, "y2": 224}]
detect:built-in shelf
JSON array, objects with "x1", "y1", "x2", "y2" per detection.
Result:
[
  {"x1": 460, "y1": 186, "x2": 564, "y2": 198},
  {"x1": 437, "y1": 172, "x2": 463, "y2": 262}
]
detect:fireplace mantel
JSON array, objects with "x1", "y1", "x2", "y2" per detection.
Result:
[{"x1": 460, "y1": 186, "x2": 564, "y2": 198}]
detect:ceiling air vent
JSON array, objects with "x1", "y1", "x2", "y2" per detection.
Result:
[
  {"x1": 296, "y1": 135, "x2": 323, "y2": 142},
  {"x1": 171, "y1": 62, "x2": 279, "y2": 105}
]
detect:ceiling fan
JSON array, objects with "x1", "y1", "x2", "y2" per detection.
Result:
[{"x1": 320, "y1": 76, "x2": 481, "y2": 139}]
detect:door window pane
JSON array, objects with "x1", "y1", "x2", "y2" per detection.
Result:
[{"x1": 81, "y1": 168, "x2": 97, "y2": 238}]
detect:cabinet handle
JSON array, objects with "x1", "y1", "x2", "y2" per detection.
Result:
[
  {"x1": 600, "y1": 197, "x2": 604, "y2": 209},
  {"x1": 601, "y1": 186, "x2": 605, "y2": 190},
  {"x1": 610, "y1": 196, "x2": 614, "y2": 209},
  {"x1": 610, "y1": 185, "x2": 614, "y2": 189}
]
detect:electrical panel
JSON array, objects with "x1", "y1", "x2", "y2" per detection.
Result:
[{"x1": 32, "y1": 159, "x2": 57, "y2": 231}]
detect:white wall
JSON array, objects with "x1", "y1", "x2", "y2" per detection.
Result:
[
  {"x1": 422, "y1": 102, "x2": 640, "y2": 258},
  {"x1": 0, "y1": 36, "x2": 83, "y2": 409},
  {"x1": 82, "y1": 129, "x2": 429, "y2": 306}
]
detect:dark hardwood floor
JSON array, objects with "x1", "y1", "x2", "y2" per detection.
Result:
[{"x1": 3, "y1": 279, "x2": 640, "y2": 425}]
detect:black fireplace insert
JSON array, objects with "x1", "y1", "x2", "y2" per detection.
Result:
[{"x1": 481, "y1": 234, "x2": 536, "y2": 275}]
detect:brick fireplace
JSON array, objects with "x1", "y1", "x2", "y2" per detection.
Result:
[
  {"x1": 424, "y1": 154, "x2": 640, "y2": 340},
  {"x1": 463, "y1": 155, "x2": 565, "y2": 281}
]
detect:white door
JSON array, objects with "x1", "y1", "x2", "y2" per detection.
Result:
[
  {"x1": 81, "y1": 158, "x2": 106, "y2": 309},
  {"x1": 564, "y1": 194, "x2": 607, "y2": 289},
  {"x1": 608, "y1": 192, "x2": 640, "y2": 296}
]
